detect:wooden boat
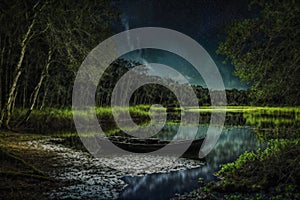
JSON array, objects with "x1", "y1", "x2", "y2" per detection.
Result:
[{"x1": 96, "y1": 136, "x2": 205, "y2": 159}]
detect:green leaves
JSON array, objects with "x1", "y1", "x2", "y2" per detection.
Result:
[
  {"x1": 216, "y1": 139, "x2": 300, "y2": 192},
  {"x1": 217, "y1": 1, "x2": 300, "y2": 105}
]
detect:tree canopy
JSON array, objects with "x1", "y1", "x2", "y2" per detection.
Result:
[
  {"x1": 217, "y1": 0, "x2": 300, "y2": 105},
  {"x1": 0, "y1": 0, "x2": 117, "y2": 128}
]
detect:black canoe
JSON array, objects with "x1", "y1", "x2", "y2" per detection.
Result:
[{"x1": 96, "y1": 136, "x2": 205, "y2": 159}]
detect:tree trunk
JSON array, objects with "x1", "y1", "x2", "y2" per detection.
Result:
[
  {"x1": 40, "y1": 81, "x2": 49, "y2": 110},
  {"x1": 0, "y1": 45, "x2": 5, "y2": 111},
  {"x1": 17, "y1": 49, "x2": 52, "y2": 127},
  {"x1": 1, "y1": 36, "x2": 29, "y2": 128},
  {"x1": 0, "y1": 2, "x2": 44, "y2": 129},
  {"x1": 22, "y1": 64, "x2": 28, "y2": 109}
]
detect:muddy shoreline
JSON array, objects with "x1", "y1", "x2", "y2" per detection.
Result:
[{"x1": 0, "y1": 132, "x2": 204, "y2": 199}]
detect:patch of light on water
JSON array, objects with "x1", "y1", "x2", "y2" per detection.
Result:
[{"x1": 27, "y1": 139, "x2": 204, "y2": 199}]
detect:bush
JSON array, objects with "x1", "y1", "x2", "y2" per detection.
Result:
[{"x1": 216, "y1": 139, "x2": 300, "y2": 192}]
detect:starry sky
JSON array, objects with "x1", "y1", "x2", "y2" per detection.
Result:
[{"x1": 112, "y1": 0, "x2": 256, "y2": 89}]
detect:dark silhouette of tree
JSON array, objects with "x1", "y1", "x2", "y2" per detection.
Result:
[
  {"x1": 217, "y1": 0, "x2": 300, "y2": 105},
  {"x1": 0, "y1": 0, "x2": 117, "y2": 129}
]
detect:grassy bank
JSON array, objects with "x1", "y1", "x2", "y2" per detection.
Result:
[
  {"x1": 216, "y1": 139, "x2": 299, "y2": 196},
  {"x1": 172, "y1": 106, "x2": 300, "y2": 199},
  {"x1": 11, "y1": 105, "x2": 155, "y2": 133},
  {"x1": 175, "y1": 139, "x2": 300, "y2": 200},
  {"x1": 11, "y1": 105, "x2": 300, "y2": 133},
  {"x1": 6, "y1": 105, "x2": 300, "y2": 199}
]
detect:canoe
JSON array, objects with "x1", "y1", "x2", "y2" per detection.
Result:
[{"x1": 96, "y1": 136, "x2": 205, "y2": 159}]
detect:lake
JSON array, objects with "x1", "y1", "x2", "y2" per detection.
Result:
[
  {"x1": 119, "y1": 125, "x2": 263, "y2": 200},
  {"x1": 50, "y1": 108, "x2": 299, "y2": 199}
]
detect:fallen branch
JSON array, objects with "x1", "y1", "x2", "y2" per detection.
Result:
[
  {"x1": 0, "y1": 147, "x2": 46, "y2": 176},
  {"x1": 0, "y1": 171, "x2": 53, "y2": 181}
]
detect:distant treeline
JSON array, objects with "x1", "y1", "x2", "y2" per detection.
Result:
[
  {"x1": 96, "y1": 59, "x2": 249, "y2": 107},
  {"x1": 3, "y1": 56, "x2": 248, "y2": 110}
]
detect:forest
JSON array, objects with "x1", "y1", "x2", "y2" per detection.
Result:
[{"x1": 0, "y1": 0, "x2": 299, "y2": 199}]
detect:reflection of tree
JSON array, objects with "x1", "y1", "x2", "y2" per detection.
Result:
[
  {"x1": 120, "y1": 127, "x2": 261, "y2": 199},
  {"x1": 205, "y1": 127, "x2": 261, "y2": 169},
  {"x1": 242, "y1": 108, "x2": 300, "y2": 139}
]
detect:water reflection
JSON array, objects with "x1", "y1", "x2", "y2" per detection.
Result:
[
  {"x1": 119, "y1": 126, "x2": 262, "y2": 200},
  {"x1": 155, "y1": 124, "x2": 207, "y2": 140}
]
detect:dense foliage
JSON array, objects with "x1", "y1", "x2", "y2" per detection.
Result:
[
  {"x1": 217, "y1": 139, "x2": 300, "y2": 192},
  {"x1": 0, "y1": 0, "x2": 117, "y2": 128},
  {"x1": 217, "y1": 0, "x2": 300, "y2": 105},
  {"x1": 97, "y1": 59, "x2": 249, "y2": 107}
]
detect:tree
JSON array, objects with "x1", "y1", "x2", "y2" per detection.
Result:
[
  {"x1": 217, "y1": 0, "x2": 300, "y2": 105},
  {"x1": 0, "y1": 0, "x2": 118, "y2": 129},
  {"x1": 0, "y1": 1, "x2": 47, "y2": 128}
]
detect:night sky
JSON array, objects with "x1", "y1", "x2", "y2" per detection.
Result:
[{"x1": 112, "y1": 0, "x2": 255, "y2": 89}]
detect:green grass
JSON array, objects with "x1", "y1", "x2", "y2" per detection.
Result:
[
  {"x1": 185, "y1": 106, "x2": 300, "y2": 113},
  {"x1": 12, "y1": 105, "x2": 154, "y2": 133},
  {"x1": 11, "y1": 105, "x2": 300, "y2": 133}
]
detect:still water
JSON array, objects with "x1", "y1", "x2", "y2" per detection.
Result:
[
  {"x1": 48, "y1": 109, "x2": 298, "y2": 199},
  {"x1": 119, "y1": 125, "x2": 263, "y2": 200}
]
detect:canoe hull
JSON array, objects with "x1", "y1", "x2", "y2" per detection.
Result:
[{"x1": 96, "y1": 137, "x2": 204, "y2": 159}]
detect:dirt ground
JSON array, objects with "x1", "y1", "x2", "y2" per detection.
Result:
[{"x1": 0, "y1": 131, "x2": 71, "y2": 200}]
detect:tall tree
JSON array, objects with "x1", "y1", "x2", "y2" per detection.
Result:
[
  {"x1": 217, "y1": 0, "x2": 300, "y2": 105},
  {"x1": 0, "y1": 0, "x2": 117, "y2": 129},
  {"x1": 0, "y1": 1, "x2": 46, "y2": 128}
]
